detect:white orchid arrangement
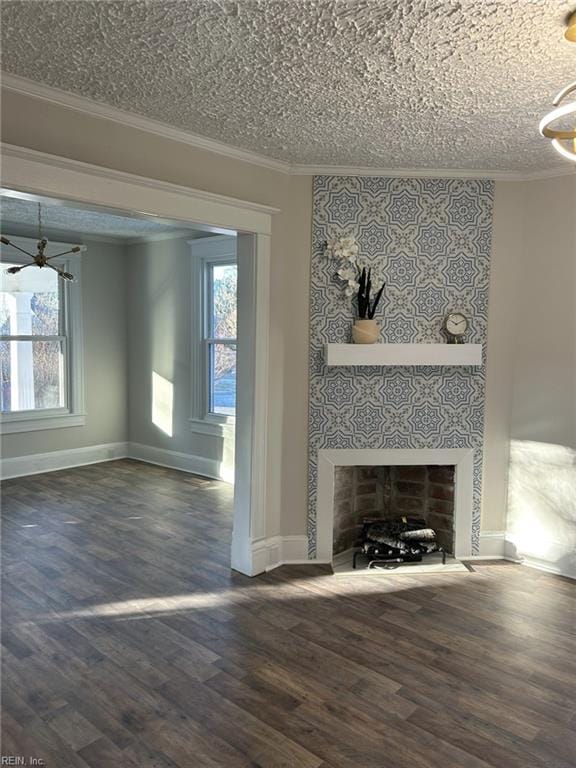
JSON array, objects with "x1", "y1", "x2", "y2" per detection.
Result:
[
  {"x1": 325, "y1": 235, "x2": 360, "y2": 296},
  {"x1": 324, "y1": 234, "x2": 386, "y2": 318}
]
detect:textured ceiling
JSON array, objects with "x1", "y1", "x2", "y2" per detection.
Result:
[
  {"x1": 2, "y1": 1, "x2": 576, "y2": 172},
  {"x1": 0, "y1": 196, "x2": 193, "y2": 240}
]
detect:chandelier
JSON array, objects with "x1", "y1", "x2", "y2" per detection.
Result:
[
  {"x1": 1, "y1": 203, "x2": 83, "y2": 281},
  {"x1": 539, "y1": 12, "x2": 576, "y2": 163}
]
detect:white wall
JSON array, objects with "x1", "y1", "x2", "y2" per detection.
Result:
[
  {"x1": 510, "y1": 176, "x2": 576, "y2": 448},
  {"x1": 1, "y1": 238, "x2": 128, "y2": 458},
  {"x1": 506, "y1": 175, "x2": 576, "y2": 578},
  {"x1": 482, "y1": 181, "x2": 525, "y2": 533},
  {"x1": 483, "y1": 176, "x2": 576, "y2": 577},
  {"x1": 126, "y1": 235, "x2": 234, "y2": 479}
]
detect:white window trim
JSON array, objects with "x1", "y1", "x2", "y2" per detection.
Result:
[
  {"x1": 189, "y1": 235, "x2": 237, "y2": 439},
  {"x1": 0, "y1": 235, "x2": 86, "y2": 434}
]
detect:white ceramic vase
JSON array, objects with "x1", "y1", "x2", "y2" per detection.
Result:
[{"x1": 352, "y1": 319, "x2": 380, "y2": 344}]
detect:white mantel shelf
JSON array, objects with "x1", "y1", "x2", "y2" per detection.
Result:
[{"x1": 325, "y1": 343, "x2": 482, "y2": 367}]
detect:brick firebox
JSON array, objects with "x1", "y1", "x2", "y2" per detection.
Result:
[{"x1": 333, "y1": 465, "x2": 455, "y2": 555}]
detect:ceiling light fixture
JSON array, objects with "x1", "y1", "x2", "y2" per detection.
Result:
[
  {"x1": 1, "y1": 203, "x2": 84, "y2": 281},
  {"x1": 565, "y1": 10, "x2": 576, "y2": 42},
  {"x1": 539, "y1": 12, "x2": 576, "y2": 162}
]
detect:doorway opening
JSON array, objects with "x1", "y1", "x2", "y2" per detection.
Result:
[{"x1": 0, "y1": 153, "x2": 274, "y2": 577}]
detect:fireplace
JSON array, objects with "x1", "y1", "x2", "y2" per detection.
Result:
[
  {"x1": 316, "y1": 448, "x2": 474, "y2": 562},
  {"x1": 333, "y1": 464, "x2": 455, "y2": 556}
]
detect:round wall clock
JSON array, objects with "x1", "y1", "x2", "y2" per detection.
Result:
[{"x1": 444, "y1": 312, "x2": 468, "y2": 344}]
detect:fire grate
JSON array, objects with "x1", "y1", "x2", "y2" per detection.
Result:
[{"x1": 353, "y1": 516, "x2": 447, "y2": 569}]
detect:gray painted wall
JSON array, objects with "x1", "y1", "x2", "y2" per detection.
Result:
[
  {"x1": 2, "y1": 234, "x2": 233, "y2": 478},
  {"x1": 126, "y1": 237, "x2": 232, "y2": 473},
  {"x1": 1, "y1": 239, "x2": 128, "y2": 458}
]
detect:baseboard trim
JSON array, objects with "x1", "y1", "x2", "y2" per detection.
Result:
[
  {"x1": 515, "y1": 556, "x2": 576, "y2": 580},
  {"x1": 242, "y1": 535, "x2": 314, "y2": 573},
  {"x1": 263, "y1": 535, "x2": 310, "y2": 571},
  {"x1": 231, "y1": 533, "x2": 260, "y2": 577},
  {"x1": 478, "y1": 530, "x2": 507, "y2": 557},
  {"x1": 127, "y1": 442, "x2": 233, "y2": 483},
  {"x1": 463, "y1": 555, "x2": 575, "y2": 581},
  {"x1": 0, "y1": 441, "x2": 233, "y2": 483},
  {"x1": 466, "y1": 535, "x2": 575, "y2": 580},
  {"x1": 0, "y1": 442, "x2": 128, "y2": 480},
  {"x1": 276, "y1": 559, "x2": 332, "y2": 566}
]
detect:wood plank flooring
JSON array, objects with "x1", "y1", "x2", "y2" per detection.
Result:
[{"x1": 2, "y1": 459, "x2": 575, "y2": 767}]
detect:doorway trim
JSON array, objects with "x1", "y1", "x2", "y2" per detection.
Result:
[{"x1": 1, "y1": 142, "x2": 279, "y2": 576}]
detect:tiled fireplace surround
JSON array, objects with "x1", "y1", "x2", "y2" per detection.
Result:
[{"x1": 308, "y1": 177, "x2": 494, "y2": 558}]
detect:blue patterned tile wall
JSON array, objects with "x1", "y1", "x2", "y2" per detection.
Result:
[{"x1": 308, "y1": 176, "x2": 495, "y2": 556}]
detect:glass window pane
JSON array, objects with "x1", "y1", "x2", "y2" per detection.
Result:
[
  {"x1": 210, "y1": 263, "x2": 237, "y2": 339},
  {"x1": 1, "y1": 263, "x2": 60, "y2": 336},
  {"x1": 0, "y1": 340, "x2": 65, "y2": 412},
  {"x1": 209, "y1": 343, "x2": 236, "y2": 416}
]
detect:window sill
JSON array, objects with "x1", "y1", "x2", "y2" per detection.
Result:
[
  {"x1": 0, "y1": 412, "x2": 86, "y2": 435},
  {"x1": 189, "y1": 417, "x2": 235, "y2": 439}
]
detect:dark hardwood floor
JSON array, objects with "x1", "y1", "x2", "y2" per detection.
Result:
[{"x1": 2, "y1": 459, "x2": 575, "y2": 767}]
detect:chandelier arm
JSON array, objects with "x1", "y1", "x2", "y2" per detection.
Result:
[
  {"x1": 17, "y1": 262, "x2": 37, "y2": 271},
  {"x1": 1, "y1": 239, "x2": 35, "y2": 259},
  {"x1": 45, "y1": 249, "x2": 79, "y2": 261},
  {"x1": 45, "y1": 262, "x2": 64, "y2": 274},
  {"x1": 44, "y1": 262, "x2": 75, "y2": 281}
]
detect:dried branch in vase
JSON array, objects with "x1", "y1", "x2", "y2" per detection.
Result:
[{"x1": 324, "y1": 234, "x2": 386, "y2": 319}]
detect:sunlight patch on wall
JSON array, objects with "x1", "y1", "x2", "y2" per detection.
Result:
[
  {"x1": 152, "y1": 371, "x2": 174, "y2": 437},
  {"x1": 507, "y1": 440, "x2": 576, "y2": 571}
]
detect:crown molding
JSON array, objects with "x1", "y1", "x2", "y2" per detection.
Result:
[
  {"x1": 290, "y1": 163, "x2": 525, "y2": 181},
  {"x1": 1, "y1": 72, "x2": 292, "y2": 175},
  {"x1": 290, "y1": 163, "x2": 575, "y2": 181},
  {"x1": 0, "y1": 143, "x2": 281, "y2": 218},
  {"x1": 2, "y1": 72, "x2": 574, "y2": 183},
  {"x1": 518, "y1": 165, "x2": 576, "y2": 181}
]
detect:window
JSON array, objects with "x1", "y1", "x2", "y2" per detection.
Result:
[
  {"x1": 189, "y1": 236, "x2": 237, "y2": 437},
  {"x1": 206, "y1": 261, "x2": 237, "y2": 417},
  {"x1": 0, "y1": 237, "x2": 85, "y2": 433}
]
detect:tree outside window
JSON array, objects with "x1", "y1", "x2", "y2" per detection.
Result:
[
  {"x1": 0, "y1": 264, "x2": 65, "y2": 413},
  {"x1": 207, "y1": 262, "x2": 237, "y2": 417}
]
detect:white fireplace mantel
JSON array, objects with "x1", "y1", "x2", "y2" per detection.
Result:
[
  {"x1": 325, "y1": 343, "x2": 482, "y2": 367},
  {"x1": 316, "y1": 447, "x2": 474, "y2": 561}
]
